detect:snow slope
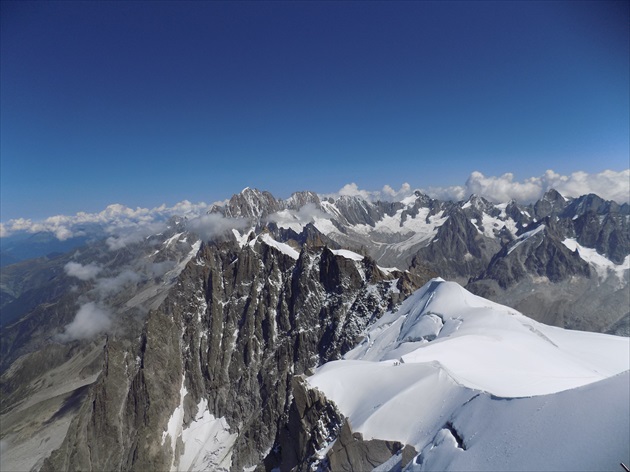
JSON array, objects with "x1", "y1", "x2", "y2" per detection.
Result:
[
  {"x1": 413, "y1": 372, "x2": 629, "y2": 472},
  {"x1": 307, "y1": 279, "x2": 630, "y2": 470},
  {"x1": 161, "y1": 376, "x2": 236, "y2": 472},
  {"x1": 563, "y1": 237, "x2": 630, "y2": 280}
]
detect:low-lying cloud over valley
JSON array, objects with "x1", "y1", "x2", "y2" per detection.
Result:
[{"x1": 56, "y1": 302, "x2": 112, "y2": 341}]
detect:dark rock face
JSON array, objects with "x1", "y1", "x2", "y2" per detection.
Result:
[
  {"x1": 266, "y1": 375, "x2": 344, "y2": 471},
  {"x1": 41, "y1": 238, "x2": 424, "y2": 472},
  {"x1": 533, "y1": 189, "x2": 568, "y2": 219},
  {"x1": 473, "y1": 225, "x2": 591, "y2": 289},
  {"x1": 326, "y1": 419, "x2": 417, "y2": 472},
  {"x1": 462, "y1": 194, "x2": 629, "y2": 333},
  {"x1": 286, "y1": 191, "x2": 321, "y2": 210},
  {"x1": 412, "y1": 209, "x2": 500, "y2": 280},
  {"x1": 332, "y1": 196, "x2": 385, "y2": 227},
  {"x1": 292, "y1": 223, "x2": 341, "y2": 250},
  {"x1": 210, "y1": 187, "x2": 284, "y2": 220},
  {"x1": 210, "y1": 188, "x2": 322, "y2": 221},
  {"x1": 561, "y1": 193, "x2": 629, "y2": 219},
  {"x1": 573, "y1": 211, "x2": 630, "y2": 264},
  {"x1": 266, "y1": 378, "x2": 418, "y2": 472},
  {"x1": 606, "y1": 313, "x2": 630, "y2": 337}
]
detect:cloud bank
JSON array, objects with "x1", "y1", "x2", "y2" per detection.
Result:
[
  {"x1": 105, "y1": 221, "x2": 168, "y2": 250},
  {"x1": 325, "y1": 183, "x2": 414, "y2": 202},
  {"x1": 324, "y1": 169, "x2": 629, "y2": 205},
  {"x1": 423, "y1": 169, "x2": 630, "y2": 204},
  {"x1": 0, "y1": 200, "x2": 212, "y2": 241}
]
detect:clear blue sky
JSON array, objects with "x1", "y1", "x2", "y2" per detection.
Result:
[{"x1": 1, "y1": 0, "x2": 628, "y2": 221}]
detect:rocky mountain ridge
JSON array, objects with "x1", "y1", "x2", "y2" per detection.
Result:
[
  {"x1": 207, "y1": 187, "x2": 629, "y2": 333},
  {"x1": 37, "y1": 239, "x2": 424, "y2": 471}
]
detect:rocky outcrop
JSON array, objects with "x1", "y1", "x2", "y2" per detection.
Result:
[
  {"x1": 472, "y1": 225, "x2": 591, "y2": 289},
  {"x1": 266, "y1": 378, "x2": 418, "y2": 472},
  {"x1": 286, "y1": 191, "x2": 321, "y2": 210},
  {"x1": 326, "y1": 419, "x2": 417, "y2": 472},
  {"x1": 211, "y1": 187, "x2": 284, "y2": 220},
  {"x1": 466, "y1": 220, "x2": 629, "y2": 333},
  {"x1": 412, "y1": 209, "x2": 500, "y2": 280},
  {"x1": 331, "y1": 196, "x2": 385, "y2": 227},
  {"x1": 606, "y1": 313, "x2": 630, "y2": 337},
  {"x1": 266, "y1": 375, "x2": 344, "y2": 471},
  {"x1": 533, "y1": 189, "x2": 568, "y2": 219},
  {"x1": 573, "y1": 211, "x2": 630, "y2": 264},
  {"x1": 210, "y1": 188, "x2": 322, "y2": 222}
]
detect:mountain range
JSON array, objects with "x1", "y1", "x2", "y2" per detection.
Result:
[{"x1": 0, "y1": 187, "x2": 628, "y2": 471}]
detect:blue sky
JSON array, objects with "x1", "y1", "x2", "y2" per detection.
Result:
[{"x1": 1, "y1": 0, "x2": 628, "y2": 221}]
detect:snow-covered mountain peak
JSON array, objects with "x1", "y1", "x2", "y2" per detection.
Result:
[
  {"x1": 285, "y1": 190, "x2": 320, "y2": 210},
  {"x1": 541, "y1": 188, "x2": 567, "y2": 202},
  {"x1": 461, "y1": 194, "x2": 492, "y2": 211},
  {"x1": 208, "y1": 187, "x2": 283, "y2": 220},
  {"x1": 337, "y1": 278, "x2": 628, "y2": 397},
  {"x1": 305, "y1": 278, "x2": 629, "y2": 470}
]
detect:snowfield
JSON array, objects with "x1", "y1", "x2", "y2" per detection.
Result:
[
  {"x1": 307, "y1": 278, "x2": 630, "y2": 471},
  {"x1": 562, "y1": 237, "x2": 630, "y2": 281}
]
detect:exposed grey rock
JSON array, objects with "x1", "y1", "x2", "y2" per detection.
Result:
[
  {"x1": 401, "y1": 193, "x2": 447, "y2": 223},
  {"x1": 561, "y1": 192, "x2": 629, "y2": 219},
  {"x1": 266, "y1": 375, "x2": 344, "y2": 471},
  {"x1": 533, "y1": 189, "x2": 569, "y2": 219},
  {"x1": 467, "y1": 274, "x2": 630, "y2": 333},
  {"x1": 473, "y1": 224, "x2": 591, "y2": 289},
  {"x1": 286, "y1": 191, "x2": 321, "y2": 210},
  {"x1": 606, "y1": 312, "x2": 630, "y2": 337},
  {"x1": 332, "y1": 196, "x2": 384, "y2": 227},
  {"x1": 222, "y1": 187, "x2": 284, "y2": 220},
  {"x1": 326, "y1": 419, "x2": 417, "y2": 472},
  {"x1": 411, "y1": 209, "x2": 500, "y2": 280},
  {"x1": 573, "y1": 211, "x2": 630, "y2": 264},
  {"x1": 271, "y1": 222, "x2": 341, "y2": 251}
]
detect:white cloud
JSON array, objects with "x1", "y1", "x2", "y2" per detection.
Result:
[
  {"x1": 105, "y1": 221, "x2": 167, "y2": 250},
  {"x1": 323, "y1": 182, "x2": 414, "y2": 202},
  {"x1": 267, "y1": 203, "x2": 331, "y2": 227},
  {"x1": 64, "y1": 262, "x2": 103, "y2": 281},
  {"x1": 187, "y1": 213, "x2": 249, "y2": 240},
  {"x1": 381, "y1": 183, "x2": 412, "y2": 199},
  {"x1": 57, "y1": 302, "x2": 112, "y2": 341},
  {"x1": 0, "y1": 200, "x2": 212, "y2": 239},
  {"x1": 337, "y1": 183, "x2": 371, "y2": 199},
  {"x1": 323, "y1": 171, "x2": 629, "y2": 205},
  {"x1": 94, "y1": 270, "x2": 142, "y2": 296},
  {"x1": 147, "y1": 260, "x2": 176, "y2": 278},
  {"x1": 422, "y1": 169, "x2": 630, "y2": 204},
  {"x1": 543, "y1": 169, "x2": 630, "y2": 204}
]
